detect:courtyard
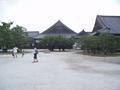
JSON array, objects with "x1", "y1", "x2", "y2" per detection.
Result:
[{"x1": 0, "y1": 49, "x2": 120, "y2": 90}]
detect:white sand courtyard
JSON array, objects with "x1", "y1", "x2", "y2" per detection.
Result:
[{"x1": 0, "y1": 50, "x2": 120, "y2": 90}]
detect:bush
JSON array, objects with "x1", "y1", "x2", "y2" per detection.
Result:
[
  {"x1": 78, "y1": 32, "x2": 120, "y2": 55},
  {"x1": 41, "y1": 36, "x2": 74, "y2": 51}
]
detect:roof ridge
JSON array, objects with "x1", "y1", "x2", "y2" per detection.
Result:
[
  {"x1": 42, "y1": 20, "x2": 77, "y2": 34},
  {"x1": 97, "y1": 16, "x2": 107, "y2": 28},
  {"x1": 98, "y1": 15, "x2": 120, "y2": 17}
]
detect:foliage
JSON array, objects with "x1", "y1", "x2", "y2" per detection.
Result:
[
  {"x1": 41, "y1": 36, "x2": 74, "y2": 51},
  {"x1": 0, "y1": 22, "x2": 13, "y2": 50},
  {"x1": 11, "y1": 25, "x2": 27, "y2": 48},
  {"x1": 78, "y1": 32, "x2": 120, "y2": 55},
  {"x1": 0, "y1": 21, "x2": 28, "y2": 52}
]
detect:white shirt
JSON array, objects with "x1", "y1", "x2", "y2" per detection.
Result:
[
  {"x1": 13, "y1": 47, "x2": 18, "y2": 53},
  {"x1": 33, "y1": 48, "x2": 37, "y2": 54}
]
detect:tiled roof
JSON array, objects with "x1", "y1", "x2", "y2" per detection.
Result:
[
  {"x1": 42, "y1": 20, "x2": 77, "y2": 34},
  {"x1": 77, "y1": 29, "x2": 89, "y2": 36},
  {"x1": 92, "y1": 15, "x2": 120, "y2": 34}
]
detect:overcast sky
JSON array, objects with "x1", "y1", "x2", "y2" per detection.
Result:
[{"x1": 0, "y1": 0, "x2": 120, "y2": 33}]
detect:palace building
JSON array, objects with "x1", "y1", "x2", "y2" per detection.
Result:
[
  {"x1": 92, "y1": 15, "x2": 120, "y2": 36},
  {"x1": 34, "y1": 20, "x2": 77, "y2": 39}
]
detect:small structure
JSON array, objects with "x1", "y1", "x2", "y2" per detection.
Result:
[
  {"x1": 25, "y1": 31, "x2": 39, "y2": 48},
  {"x1": 26, "y1": 31, "x2": 39, "y2": 38},
  {"x1": 78, "y1": 29, "x2": 89, "y2": 36},
  {"x1": 92, "y1": 15, "x2": 120, "y2": 36},
  {"x1": 76, "y1": 29, "x2": 91, "y2": 38}
]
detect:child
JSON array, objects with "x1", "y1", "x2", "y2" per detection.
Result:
[
  {"x1": 32, "y1": 47, "x2": 38, "y2": 63},
  {"x1": 21, "y1": 49, "x2": 24, "y2": 57},
  {"x1": 12, "y1": 50, "x2": 14, "y2": 57},
  {"x1": 12, "y1": 47, "x2": 18, "y2": 58}
]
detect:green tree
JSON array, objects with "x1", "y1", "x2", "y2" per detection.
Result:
[
  {"x1": 78, "y1": 32, "x2": 120, "y2": 55},
  {"x1": 11, "y1": 25, "x2": 27, "y2": 48},
  {"x1": 0, "y1": 21, "x2": 28, "y2": 52},
  {"x1": 41, "y1": 36, "x2": 74, "y2": 51},
  {"x1": 98, "y1": 33, "x2": 116, "y2": 55},
  {"x1": 0, "y1": 22, "x2": 13, "y2": 51}
]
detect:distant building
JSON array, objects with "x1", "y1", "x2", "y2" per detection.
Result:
[
  {"x1": 92, "y1": 15, "x2": 120, "y2": 36},
  {"x1": 78, "y1": 29, "x2": 89, "y2": 36},
  {"x1": 34, "y1": 20, "x2": 77, "y2": 39},
  {"x1": 25, "y1": 31, "x2": 39, "y2": 48},
  {"x1": 75, "y1": 29, "x2": 91, "y2": 39},
  {"x1": 26, "y1": 31, "x2": 39, "y2": 38}
]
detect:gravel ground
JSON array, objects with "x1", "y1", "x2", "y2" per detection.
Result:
[{"x1": 0, "y1": 49, "x2": 120, "y2": 90}]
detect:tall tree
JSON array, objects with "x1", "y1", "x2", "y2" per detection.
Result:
[
  {"x1": 0, "y1": 21, "x2": 28, "y2": 52},
  {"x1": 0, "y1": 22, "x2": 13, "y2": 51},
  {"x1": 11, "y1": 25, "x2": 27, "y2": 48}
]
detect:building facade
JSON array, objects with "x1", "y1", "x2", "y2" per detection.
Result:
[{"x1": 92, "y1": 15, "x2": 120, "y2": 36}]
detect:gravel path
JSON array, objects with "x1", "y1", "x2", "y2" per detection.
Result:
[{"x1": 0, "y1": 50, "x2": 120, "y2": 90}]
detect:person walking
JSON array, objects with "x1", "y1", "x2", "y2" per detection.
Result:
[
  {"x1": 32, "y1": 47, "x2": 38, "y2": 63},
  {"x1": 21, "y1": 49, "x2": 24, "y2": 57},
  {"x1": 12, "y1": 46, "x2": 18, "y2": 58}
]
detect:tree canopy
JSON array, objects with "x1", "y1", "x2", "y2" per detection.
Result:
[
  {"x1": 78, "y1": 33, "x2": 120, "y2": 55},
  {"x1": 41, "y1": 36, "x2": 74, "y2": 51},
  {"x1": 0, "y1": 21, "x2": 27, "y2": 52}
]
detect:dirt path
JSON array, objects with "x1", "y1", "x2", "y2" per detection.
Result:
[{"x1": 0, "y1": 50, "x2": 120, "y2": 90}]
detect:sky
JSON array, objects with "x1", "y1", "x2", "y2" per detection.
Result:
[{"x1": 0, "y1": 0, "x2": 120, "y2": 33}]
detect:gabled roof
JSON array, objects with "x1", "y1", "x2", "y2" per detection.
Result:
[
  {"x1": 77, "y1": 29, "x2": 89, "y2": 36},
  {"x1": 26, "y1": 31, "x2": 39, "y2": 38},
  {"x1": 92, "y1": 15, "x2": 120, "y2": 34},
  {"x1": 41, "y1": 20, "x2": 77, "y2": 35}
]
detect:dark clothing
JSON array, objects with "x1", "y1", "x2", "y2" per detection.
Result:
[
  {"x1": 34, "y1": 53, "x2": 37, "y2": 59},
  {"x1": 33, "y1": 48, "x2": 38, "y2": 62},
  {"x1": 35, "y1": 49, "x2": 38, "y2": 54},
  {"x1": 12, "y1": 51, "x2": 14, "y2": 56}
]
